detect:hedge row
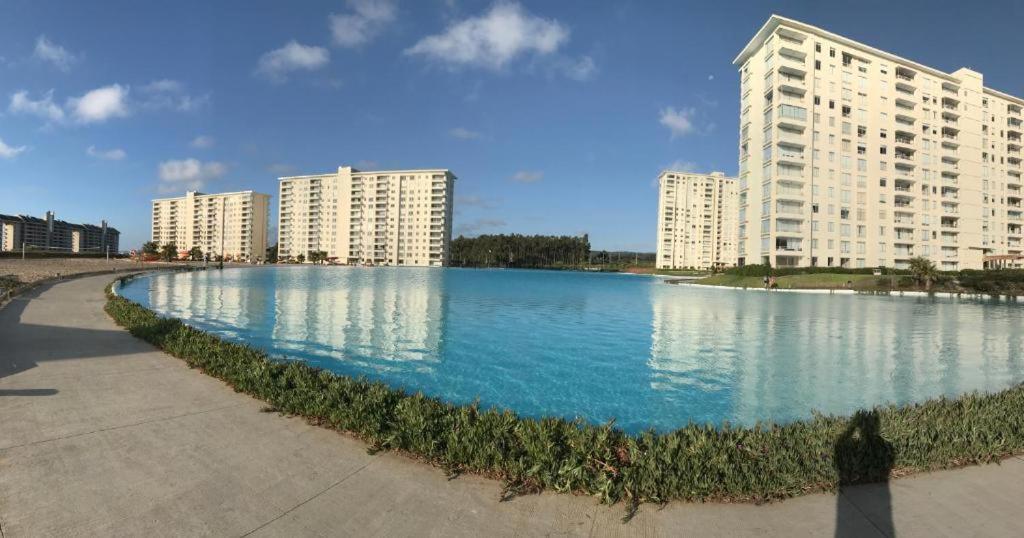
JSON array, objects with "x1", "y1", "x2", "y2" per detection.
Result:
[
  {"x1": 726, "y1": 264, "x2": 887, "y2": 277},
  {"x1": 105, "y1": 278, "x2": 1024, "y2": 506}
]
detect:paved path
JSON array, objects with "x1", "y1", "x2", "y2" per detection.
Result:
[{"x1": 1, "y1": 275, "x2": 1023, "y2": 537}]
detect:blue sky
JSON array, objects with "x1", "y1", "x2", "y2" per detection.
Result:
[{"x1": 2, "y1": 0, "x2": 1022, "y2": 251}]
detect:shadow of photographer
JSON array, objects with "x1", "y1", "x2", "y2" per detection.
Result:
[{"x1": 834, "y1": 409, "x2": 895, "y2": 537}]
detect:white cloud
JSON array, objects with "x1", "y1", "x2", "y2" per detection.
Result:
[
  {"x1": 406, "y1": 2, "x2": 568, "y2": 70},
  {"x1": 708, "y1": 74, "x2": 715, "y2": 81},
  {"x1": 86, "y1": 145, "x2": 126, "y2": 161},
  {"x1": 665, "y1": 160, "x2": 698, "y2": 173},
  {"x1": 67, "y1": 84, "x2": 130, "y2": 124},
  {"x1": 455, "y1": 218, "x2": 507, "y2": 237},
  {"x1": 455, "y1": 194, "x2": 497, "y2": 209},
  {"x1": 256, "y1": 41, "x2": 330, "y2": 81},
  {"x1": 267, "y1": 163, "x2": 298, "y2": 176},
  {"x1": 9, "y1": 90, "x2": 65, "y2": 122},
  {"x1": 0, "y1": 138, "x2": 28, "y2": 159},
  {"x1": 157, "y1": 158, "x2": 227, "y2": 193},
  {"x1": 141, "y1": 79, "x2": 209, "y2": 112},
  {"x1": 449, "y1": 127, "x2": 481, "y2": 140},
  {"x1": 511, "y1": 170, "x2": 543, "y2": 183},
  {"x1": 659, "y1": 106, "x2": 696, "y2": 138},
  {"x1": 329, "y1": 0, "x2": 396, "y2": 48},
  {"x1": 562, "y1": 55, "x2": 596, "y2": 81},
  {"x1": 142, "y1": 79, "x2": 183, "y2": 93},
  {"x1": 33, "y1": 35, "x2": 77, "y2": 72},
  {"x1": 190, "y1": 135, "x2": 215, "y2": 149}
]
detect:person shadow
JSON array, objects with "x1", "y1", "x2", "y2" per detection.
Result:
[{"x1": 834, "y1": 410, "x2": 895, "y2": 537}]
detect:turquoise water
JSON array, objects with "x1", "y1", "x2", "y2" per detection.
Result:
[{"x1": 118, "y1": 267, "x2": 1024, "y2": 433}]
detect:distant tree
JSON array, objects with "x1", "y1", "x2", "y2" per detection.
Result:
[
  {"x1": 309, "y1": 250, "x2": 329, "y2": 264},
  {"x1": 142, "y1": 241, "x2": 159, "y2": 255},
  {"x1": 296, "y1": 253, "x2": 306, "y2": 264},
  {"x1": 908, "y1": 256, "x2": 938, "y2": 291},
  {"x1": 188, "y1": 246, "x2": 203, "y2": 261},
  {"x1": 160, "y1": 242, "x2": 178, "y2": 262},
  {"x1": 266, "y1": 244, "x2": 279, "y2": 264},
  {"x1": 450, "y1": 234, "x2": 591, "y2": 269}
]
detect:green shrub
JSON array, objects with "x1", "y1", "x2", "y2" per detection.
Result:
[
  {"x1": 726, "y1": 265, "x2": 902, "y2": 277},
  {"x1": 104, "y1": 277, "x2": 1024, "y2": 506}
]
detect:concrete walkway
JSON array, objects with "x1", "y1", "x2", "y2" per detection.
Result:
[{"x1": 1, "y1": 275, "x2": 1022, "y2": 537}]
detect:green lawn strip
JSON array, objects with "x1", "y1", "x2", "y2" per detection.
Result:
[
  {"x1": 104, "y1": 276, "x2": 1024, "y2": 507},
  {"x1": 696, "y1": 273, "x2": 879, "y2": 290}
]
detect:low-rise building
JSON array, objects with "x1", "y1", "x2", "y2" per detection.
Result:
[
  {"x1": 151, "y1": 190, "x2": 271, "y2": 262},
  {"x1": 277, "y1": 166, "x2": 456, "y2": 266},
  {"x1": 656, "y1": 171, "x2": 739, "y2": 270},
  {"x1": 0, "y1": 211, "x2": 119, "y2": 254}
]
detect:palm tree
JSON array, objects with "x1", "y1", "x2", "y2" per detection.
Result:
[
  {"x1": 908, "y1": 256, "x2": 938, "y2": 291},
  {"x1": 160, "y1": 243, "x2": 178, "y2": 262},
  {"x1": 142, "y1": 241, "x2": 159, "y2": 255},
  {"x1": 188, "y1": 246, "x2": 203, "y2": 261}
]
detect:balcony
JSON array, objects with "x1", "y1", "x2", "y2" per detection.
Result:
[
  {"x1": 894, "y1": 212, "x2": 914, "y2": 225},
  {"x1": 894, "y1": 113, "x2": 915, "y2": 126},
  {"x1": 777, "y1": 146, "x2": 805, "y2": 165},
  {"x1": 895, "y1": 97, "x2": 916, "y2": 111},
  {"x1": 776, "y1": 70, "x2": 806, "y2": 94},
  {"x1": 895, "y1": 67, "x2": 916, "y2": 83},
  {"x1": 776, "y1": 104, "x2": 807, "y2": 129},
  {"x1": 941, "y1": 97, "x2": 960, "y2": 110},
  {"x1": 776, "y1": 181, "x2": 804, "y2": 200},
  {"x1": 777, "y1": 127, "x2": 806, "y2": 146},
  {"x1": 894, "y1": 150, "x2": 915, "y2": 163},
  {"x1": 775, "y1": 218, "x2": 803, "y2": 234},
  {"x1": 775, "y1": 238, "x2": 803, "y2": 252}
]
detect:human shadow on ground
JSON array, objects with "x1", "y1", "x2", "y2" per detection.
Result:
[{"x1": 834, "y1": 409, "x2": 895, "y2": 537}]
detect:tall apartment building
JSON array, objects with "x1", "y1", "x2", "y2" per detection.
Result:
[
  {"x1": 277, "y1": 166, "x2": 456, "y2": 267},
  {"x1": 0, "y1": 211, "x2": 119, "y2": 254},
  {"x1": 151, "y1": 190, "x2": 271, "y2": 262},
  {"x1": 734, "y1": 15, "x2": 1024, "y2": 270},
  {"x1": 656, "y1": 171, "x2": 739, "y2": 270}
]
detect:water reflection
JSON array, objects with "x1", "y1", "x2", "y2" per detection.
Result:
[
  {"x1": 145, "y1": 268, "x2": 445, "y2": 375},
  {"x1": 125, "y1": 268, "x2": 1024, "y2": 432},
  {"x1": 649, "y1": 284, "x2": 1023, "y2": 425}
]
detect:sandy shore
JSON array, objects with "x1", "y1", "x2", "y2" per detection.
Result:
[{"x1": 0, "y1": 258, "x2": 181, "y2": 289}]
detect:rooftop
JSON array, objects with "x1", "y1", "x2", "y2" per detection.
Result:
[{"x1": 734, "y1": 15, "x2": 1024, "y2": 106}]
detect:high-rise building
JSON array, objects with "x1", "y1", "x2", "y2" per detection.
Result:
[
  {"x1": 734, "y1": 15, "x2": 1024, "y2": 270},
  {"x1": 277, "y1": 166, "x2": 456, "y2": 267},
  {"x1": 150, "y1": 190, "x2": 271, "y2": 262},
  {"x1": 0, "y1": 211, "x2": 119, "y2": 254},
  {"x1": 656, "y1": 171, "x2": 739, "y2": 270}
]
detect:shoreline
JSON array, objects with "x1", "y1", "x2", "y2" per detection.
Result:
[{"x1": 666, "y1": 279, "x2": 1024, "y2": 302}]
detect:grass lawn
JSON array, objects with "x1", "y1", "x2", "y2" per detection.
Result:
[
  {"x1": 654, "y1": 268, "x2": 710, "y2": 277},
  {"x1": 696, "y1": 273, "x2": 878, "y2": 290}
]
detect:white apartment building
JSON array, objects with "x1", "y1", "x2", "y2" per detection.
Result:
[
  {"x1": 277, "y1": 166, "x2": 456, "y2": 266},
  {"x1": 656, "y1": 171, "x2": 739, "y2": 270},
  {"x1": 734, "y1": 15, "x2": 1024, "y2": 270},
  {"x1": 151, "y1": 190, "x2": 271, "y2": 262}
]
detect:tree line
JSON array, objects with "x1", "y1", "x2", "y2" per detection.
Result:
[{"x1": 450, "y1": 234, "x2": 591, "y2": 268}]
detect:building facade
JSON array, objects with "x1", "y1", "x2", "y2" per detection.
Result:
[
  {"x1": 277, "y1": 166, "x2": 456, "y2": 266},
  {"x1": 0, "y1": 211, "x2": 119, "y2": 254},
  {"x1": 151, "y1": 190, "x2": 271, "y2": 262},
  {"x1": 656, "y1": 171, "x2": 739, "y2": 270},
  {"x1": 734, "y1": 15, "x2": 1023, "y2": 270}
]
